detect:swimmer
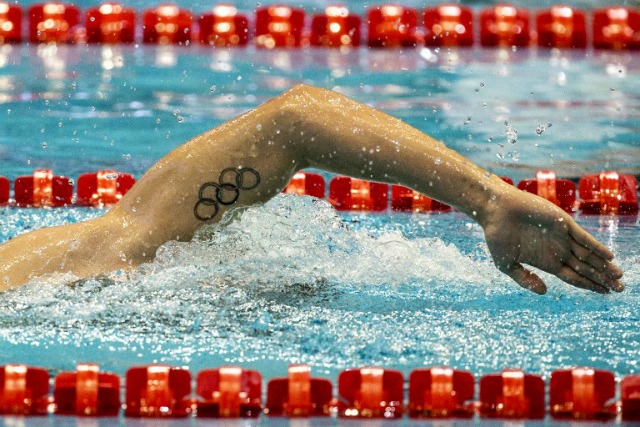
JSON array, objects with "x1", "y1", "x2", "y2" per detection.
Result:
[{"x1": 0, "y1": 85, "x2": 624, "y2": 294}]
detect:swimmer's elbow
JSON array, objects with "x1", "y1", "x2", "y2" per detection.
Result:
[
  {"x1": 284, "y1": 83, "x2": 326, "y2": 100},
  {"x1": 278, "y1": 84, "x2": 334, "y2": 112}
]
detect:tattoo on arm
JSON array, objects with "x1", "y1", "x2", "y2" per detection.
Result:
[{"x1": 194, "y1": 167, "x2": 261, "y2": 221}]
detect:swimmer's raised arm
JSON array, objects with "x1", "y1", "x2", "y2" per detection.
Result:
[{"x1": 0, "y1": 84, "x2": 624, "y2": 294}]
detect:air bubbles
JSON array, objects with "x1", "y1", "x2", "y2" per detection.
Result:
[{"x1": 173, "y1": 109, "x2": 184, "y2": 123}]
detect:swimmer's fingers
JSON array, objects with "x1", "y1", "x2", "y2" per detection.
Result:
[
  {"x1": 565, "y1": 254, "x2": 625, "y2": 293},
  {"x1": 555, "y1": 265, "x2": 611, "y2": 294},
  {"x1": 569, "y1": 223, "x2": 614, "y2": 260},
  {"x1": 500, "y1": 263, "x2": 547, "y2": 295},
  {"x1": 570, "y1": 240, "x2": 624, "y2": 280}
]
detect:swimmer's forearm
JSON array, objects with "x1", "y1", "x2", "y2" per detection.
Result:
[{"x1": 286, "y1": 85, "x2": 507, "y2": 225}]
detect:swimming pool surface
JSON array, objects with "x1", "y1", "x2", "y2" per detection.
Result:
[{"x1": 0, "y1": 43, "x2": 639, "y2": 391}]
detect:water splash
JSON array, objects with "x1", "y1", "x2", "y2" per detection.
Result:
[{"x1": 0, "y1": 197, "x2": 638, "y2": 378}]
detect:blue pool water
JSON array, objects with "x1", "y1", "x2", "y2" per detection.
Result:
[{"x1": 0, "y1": 42, "x2": 639, "y2": 390}]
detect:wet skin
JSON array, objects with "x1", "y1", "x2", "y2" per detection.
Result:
[{"x1": 0, "y1": 85, "x2": 624, "y2": 294}]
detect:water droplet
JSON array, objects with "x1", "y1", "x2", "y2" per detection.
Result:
[
  {"x1": 505, "y1": 122, "x2": 518, "y2": 144},
  {"x1": 256, "y1": 124, "x2": 262, "y2": 131},
  {"x1": 209, "y1": 85, "x2": 217, "y2": 93},
  {"x1": 375, "y1": 146, "x2": 381, "y2": 153},
  {"x1": 434, "y1": 157, "x2": 442, "y2": 165},
  {"x1": 119, "y1": 251, "x2": 127, "y2": 262},
  {"x1": 41, "y1": 142, "x2": 47, "y2": 148}
]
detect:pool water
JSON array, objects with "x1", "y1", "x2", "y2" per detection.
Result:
[{"x1": 0, "y1": 44, "x2": 639, "y2": 383}]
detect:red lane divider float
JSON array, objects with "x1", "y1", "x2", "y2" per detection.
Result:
[
  {"x1": 266, "y1": 364, "x2": 333, "y2": 416},
  {"x1": 391, "y1": 184, "x2": 451, "y2": 212},
  {"x1": 54, "y1": 363, "x2": 120, "y2": 416},
  {"x1": 328, "y1": 176, "x2": 388, "y2": 211},
  {"x1": 0, "y1": 176, "x2": 9, "y2": 205},
  {"x1": 0, "y1": 2, "x2": 21, "y2": 43},
  {"x1": 310, "y1": 5, "x2": 361, "y2": 48},
  {"x1": 0, "y1": 170, "x2": 637, "y2": 214},
  {"x1": 478, "y1": 369, "x2": 545, "y2": 419},
  {"x1": 593, "y1": 7, "x2": 640, "y2": 50},
  {"x1": 85, "y1": 2, "x2": 136, "y2": 44},
  {"x1": 255, "y1": 5, "x2": 305, "y2": 49},
  {"x1": 549, "y1": 367, "x2": 617, "y2": 420},
  {"x1": 28, "y1": 2, "x2": 80, "y2": 44},
  {"x1": 0, "y1": 365, "x2": 50, "y2": 415},
  {"x1": 621, "y1": 375, "x2": 640, "y2": 421},
  {"x1": 143, "y1": 3, "x2": 192, "y2": 45},
  {"x1": 424, "y1": 4, "x2": 474, "y2": 47},
  {"x1": 198, "y1": 4, "x2": 249, "y2": 47},
  {"x1": 3, "y1": 364, "x2": 640, "y2": 419},
  {"x1": 76, "y1": 170, "x2": 136, "y2": 207},
  {"x1": 480, "y1": 4, "x2": 531, "y2": 47},
  {"x1": 283, "y1": 171, "x2": 325, "y2": 198},
  {"x1": 14, "y1": 169, "x2": 73, "y2": 207},
  {"x1": 408, "y1": 367, "x2": 474, "y2": 418},
  {"x1": 517, "y1": 170, "x2": 577, "y2": 212},
  {"x1": 536, "y1": 5, "x2": 587, "y2": 49},
  {"x1": 367, "y1": 4, "x2": 418, "y2": 48},
  {"x1": 1, "y1": 3, "x2": 640, "y2": 49},
  {"x1": 579, "y1": 172, "x2": 639, "y2": 215},
  {"x1": 124, "y1": 365, "x2": 192, "y2": 417},
  {"x1": 197, "y1": 366, "x2": 262, "y2": 418},
  {"x1": 337, "y1": 367, "x2": 404, "y2": 418}
]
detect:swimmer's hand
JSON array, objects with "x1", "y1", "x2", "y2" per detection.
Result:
[{"x1": 481, "y1": 187, "x2": 624, "y2": 295}]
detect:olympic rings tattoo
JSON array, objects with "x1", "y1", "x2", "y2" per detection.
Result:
[{"x1": 194, "y1": 167, "x2": 261, "y2": 221}]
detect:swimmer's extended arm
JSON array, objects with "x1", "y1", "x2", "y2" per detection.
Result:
[{"x1": 0, "y1": 84, "x2": 623, "y2": 294}]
